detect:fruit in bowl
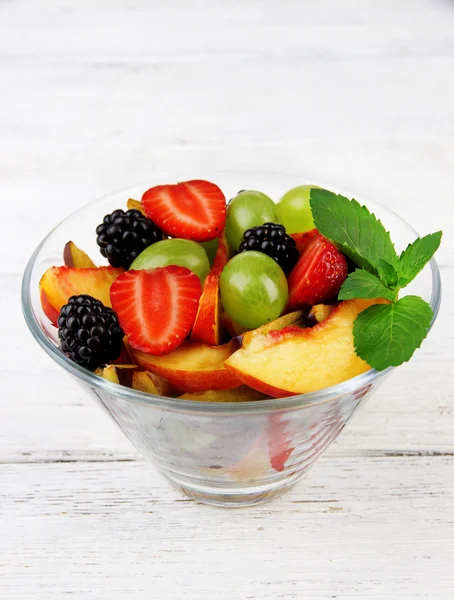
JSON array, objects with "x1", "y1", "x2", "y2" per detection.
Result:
[{"x1": 25, "y1": 175, "x2": 442, "y2": 506}]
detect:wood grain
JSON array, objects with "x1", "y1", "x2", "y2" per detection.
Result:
[
  {"x1": 1, "y1": 0, "x2": 453, "y2": 597},
  {"x1": 1, "y1": 457, "x2": 452, "y2": 599}
]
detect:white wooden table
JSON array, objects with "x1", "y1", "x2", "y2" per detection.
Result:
[{"x1": 1, "y1": 1, "x2": 453, "y2": 598}]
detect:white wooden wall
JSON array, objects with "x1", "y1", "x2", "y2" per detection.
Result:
[{"x1": 1, "y1": 1, "x2": 453, "y2": 598}]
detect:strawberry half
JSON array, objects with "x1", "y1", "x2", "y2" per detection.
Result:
[
  {"x1": 141, "y1": 180, "x2": 226, "y2": 242},
  {"x1": 287, "y1": 233, "x2": 348, "y2": 310},
  {"x1": 291, "y1": 228, "x2": 318, "y2": 254},
  {"x1": 110, "y1": 266, "x2": 201, "y2": 356}
]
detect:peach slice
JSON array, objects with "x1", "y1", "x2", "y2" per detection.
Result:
[
  {"x1": 210, "y1": 232, "x2": 230, "y2": 276},
  {"x1": 63, "y1": 241, "x2": 96, "y2": 268},
  {"x1": 131, "y1": 370, "x2": 176, "y2": 397},
  {"x1": 127, "y1": 340, "x2": 241, "y2": 393},
  {"x1": 40, "y1": 266, "x2": 123, "y2": 324},
  {"x1": 127, "y1": 198, "x2": 145, "y2": 215},
  {"x1": 95, "y1": 365, "x2": 120, "y2": 384},
  {"x1": 178, "y1": 385, "x2": 267, "y2": 402},
  {"x1": 241, "y1": 310, "x2": 305, "y2": 347},
  {"x1": 40, "y1": 288, "x2": 60, "y2": 325},
  {"x1": 190, "y1": 274, "x2": 221, "y2": 345},
  {"x1": 190, "y1": 233, "x2": 231, "y2": 346},
  {"x1": 225, "y1": 299, "x2": 385, "y2": 397},
  {"x1": 219, "y1": 311, "x2": 250, "y2": 339},
  {"x1": 308, "y1": 303, "x2": 335, "y2": 324}
]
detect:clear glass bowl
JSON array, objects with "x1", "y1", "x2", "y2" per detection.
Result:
[{"x1": 22, "y1": 172, "x2": 441, "y2": 507}]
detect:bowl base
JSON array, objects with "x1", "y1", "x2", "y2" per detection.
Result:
[{"x1": 163, "y1": 471, "x2": 306, "y2": 507}]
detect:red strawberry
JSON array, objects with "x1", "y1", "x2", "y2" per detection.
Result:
[
  {"x1": 268, "y1": 414, "x2": 294, "y2": 472},
  {"x1": 141, "y1": 180, "x2": 226, "y2": 242},
  {"x1": 110, "y1": 266, "x2": 201, "y2": 356},
  {"x1": 287, "y1": 233, "x2": 348, "y2": 310},
  {"x1": 291, "y1": 228, "x2": 318, "y2": 254}
]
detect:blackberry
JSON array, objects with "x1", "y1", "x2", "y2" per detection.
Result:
[
  {"x1": 57, "y1": 295, "x2": 124, "y2": 372},
  {"x1": 239, "y1": 223, "x2": 299, "y2": 274},
  {"x1": 96, "y1": 208, "x2": 162, "y2": 269}
]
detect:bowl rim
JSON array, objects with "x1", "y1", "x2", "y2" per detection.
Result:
[{"x1": 21, "y1": 180, "x2": 442, "y2": 414}]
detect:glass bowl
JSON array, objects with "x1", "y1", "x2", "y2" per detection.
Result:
[{"x1": 22, "y1": 172, "x2": 441, "y2": 507}]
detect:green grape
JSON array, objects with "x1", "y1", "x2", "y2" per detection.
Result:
[
  {"x1": 277, "y1": 185, "x2": 319, "y2": 234},
  {"x1": 225, "y1": 190, "x2": 279, "y2": 252},
  {"x1": 220, "y1": 251, "x2": 288, "y2": 329},
  {"x1": 130, "y1": 238, "x2": 210, "y2": 283},
  {"x1": 200, "y1": 238, "x2": 219, "y2": 267}
]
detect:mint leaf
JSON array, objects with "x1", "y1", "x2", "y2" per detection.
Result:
[
  {"x1": 310, "y1": 188, "x2": 398, "y2": 276},
  {"x1": 377, "y1": 259, "x2": 398, "y2": 288},
  {"x1": 353, "y1": 296, "x2": 433, "y2": 371},
  {"x1": 338, "y1": 269, "x2": 396, "y2": 302},
  {"x1": 397, "y1": 231, "x2": 442, "y2": 287}
]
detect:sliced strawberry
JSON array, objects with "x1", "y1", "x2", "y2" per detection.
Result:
[
  {"x1": 110, "y1": 266, "x2": 201, "y2": 356},
  {"x1": 268, "y1": 414, "x2": 294, "y2": 472},
  {"x1": 287, "y1": 233, "x2": 348, "y2": 310},
  {"x1": 141, "y1": 180, "x2": 226, "y2": 242},
  {"x1": 291, "y1": 228, "x2": 318, "y2": 254}
]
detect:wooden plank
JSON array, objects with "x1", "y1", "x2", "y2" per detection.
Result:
[{"x1": 0, "y1": 456, "x2": 452, "y2": 599}]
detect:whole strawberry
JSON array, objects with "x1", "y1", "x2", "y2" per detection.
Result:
[{"x1": 287, "y1": 232, "x2": 348, "y2": 310}]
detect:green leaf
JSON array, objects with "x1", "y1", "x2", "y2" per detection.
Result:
[
  {"x1": 310, "y1": 188, "x2": 398, "y2": 276},
  {"x1": 338, "y1": 269, "x2": 396, "y2": 302},
  {"x1": 377, "y1": 259, "x2": 398, "y2": 288},
  {"x1": 397, "y1": 231, "x2": 442, "y2": 287},
  {"x1": 353, "y1": 296, "x2": 433, "y2": 371}
]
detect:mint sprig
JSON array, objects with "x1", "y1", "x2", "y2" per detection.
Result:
[
  {"x1": 338, "y1": 269, "x2": 396, "y2": 303},
  {"x1": 309, "y1": 188, "x2": 398, "y2": 277},
  {"x1": 310, "y1": 189, "x2": 441, "y2": 371},
  {"x1": 353, "y1": 296, "x2": 433, "y2": 371},
  {"x1": 397, "y1": 232, "x2": 442, "y2": 287}
]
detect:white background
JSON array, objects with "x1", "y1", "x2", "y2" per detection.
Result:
[{"x1": 1, "y1": 1, "x2": 453, "y2": 598}]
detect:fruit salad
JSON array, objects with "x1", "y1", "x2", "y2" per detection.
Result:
[{"x1": 40, "y1": 180, "x2": 441, "y2": 402}]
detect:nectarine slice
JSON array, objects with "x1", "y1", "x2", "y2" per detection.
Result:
[
  {"x1": 40, "y1": 288, "x2": 60, "y2": 325},
  {"x1": 241, "y1": 310, "x2": 305, "y2": 347},
  {"x1": 220, "y1": 311, "x2": 250, "y2": 339},
  {"x1": 131, "y1": 370, "x2": 176, "y2": 397},
  {"x1": 210, "y1": 232, "x2": 231, "y2": 276},
  {"x1": 40, "y1": 266, "x2": 123, "y2": 324},
  {"x1": 190, "y1": 233, "x2": 231, "y2": 345},
  {"x1": 127, "y1": 198, "x2": 145, "y2": 215},
  {"x1": 178, "y1": 385, "x2": 267, "y2": 402},
  {"x1": 95, "y1": 365, "x2": 120, "y2": 384},
  {"x1": 190, "y1": 274, "x2": 221, "y2": 345},
  {"x1": 63, "y1": 241, "x2": 96, "y2": 268},
  {"x1": 308, "y1": 304, "x2": 336, "y2": 324},
  {"x1": 127, "y1": 340, "x2": 241, "y2": 393},
  {"x1": 225, "y1": 299, "x2": 385, "y2": 397}
]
